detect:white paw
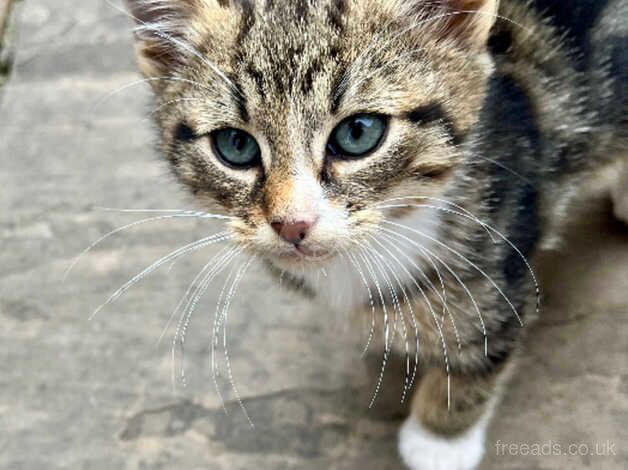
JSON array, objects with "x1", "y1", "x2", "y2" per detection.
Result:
[{"x1": 398, "y1": 416, "x2": 488, "y2": 470}]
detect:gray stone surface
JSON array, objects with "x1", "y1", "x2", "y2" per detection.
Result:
[{"x1": 1, "y1": 1, "x2": 626, "y2": 469}]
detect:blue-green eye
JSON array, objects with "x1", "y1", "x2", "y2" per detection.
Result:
[
  {"x1": 211, "y1": 128, "x2": 261, "y2": 168},
  {"x1": 328, "y1": 114, "x2": 387, "y2": 158}
]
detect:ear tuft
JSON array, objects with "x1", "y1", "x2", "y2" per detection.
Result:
[
  {"x1": 427, "y1": 0, "x2": 500, "y2": 50},
  {"x1": 125, "y1": 0, "x2": 203, "y2": 78}
]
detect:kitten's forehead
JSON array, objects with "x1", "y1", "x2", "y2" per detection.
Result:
[
  {"x1": 193, "y1": 0, "x2": 363, "y2": 171},
  {"x1": 232, "y1": 1, "x2": 351, "y2": 122}
]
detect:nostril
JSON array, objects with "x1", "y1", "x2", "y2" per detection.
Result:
[{"x1": 271, "y1": 221, "x2": 284, "y2": 236}]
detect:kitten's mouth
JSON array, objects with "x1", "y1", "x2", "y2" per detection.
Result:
[
  {"x1": 294, "y1": 245, "x2": 329, "y2": 258},
  {"x1": 276, "y1": 244, "x2": 332, "y2": 262}
]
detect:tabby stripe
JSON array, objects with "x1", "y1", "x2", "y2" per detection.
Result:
[
  {"x1": 235, "y1": 0, "x2": 255, "y2": 45},
  {"x1": 327, "y1": 0, "x2": 347, "y2": 31},
  {"x1": 231, "y1": 77, "x2": 250, "y2": 123},
  {"x1": 173, "y1": 121, "x2": 197, "y2": 142},
  {"x1": 405, "y1": 103, "x2": 463, "y2": 145},
  {"x1": 329, "y1": 67, "x2": 348, "y2": 114}
]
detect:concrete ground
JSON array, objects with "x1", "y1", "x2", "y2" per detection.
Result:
[{"x1": 1, "y1": 1, "x2": 627, "y2": 469}]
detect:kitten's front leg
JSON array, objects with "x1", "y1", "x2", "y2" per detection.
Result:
[{"x1": 399, "y1": 361, "x2": 512, "y2": 470}]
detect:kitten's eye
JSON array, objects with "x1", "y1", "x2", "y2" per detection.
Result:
[
  {"x1": 328, "y1": 114, "x2": 387, "y2": 158},
  {"x1": 211, "y1": 128, "x2": 261, "y2": 168}
]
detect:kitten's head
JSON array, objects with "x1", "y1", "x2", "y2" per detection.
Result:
[{"x1": 127, "y1": 0, "x2": 498, "y2": 270}]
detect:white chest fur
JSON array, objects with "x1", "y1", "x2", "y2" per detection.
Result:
[{"x1": 301, "y1": 204, "x2": 443, "y2": 315}]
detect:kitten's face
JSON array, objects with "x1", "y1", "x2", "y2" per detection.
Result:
[{"x1": 129, "y1": 0, "x2": 497, "y2": 272}]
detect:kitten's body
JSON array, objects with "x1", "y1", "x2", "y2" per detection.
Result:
[{"x1": 125, "y1": 1, "x2": 627, "y2": 469}]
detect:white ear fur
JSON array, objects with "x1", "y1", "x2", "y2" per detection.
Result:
[
  {"x1": 125, "y1": 0, "x2": 202, "y2": 78},
  {"x1": 440, "y1": 0, "x2": 500, "y2": 49}
]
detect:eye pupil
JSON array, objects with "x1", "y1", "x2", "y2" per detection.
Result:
[
  {"x1": 349, "y1": 122, "x2": 364, "y2": 140},
  {"x1": 232, "y1": 133, "x2": 245, "y2": 151},
  {"x1": 328, "y1": 114, "x2": 387, "y2": 158}
]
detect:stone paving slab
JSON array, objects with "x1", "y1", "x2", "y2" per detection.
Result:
[{"x1": 1, "y1": 1, "x2": 627, "y2": 469}]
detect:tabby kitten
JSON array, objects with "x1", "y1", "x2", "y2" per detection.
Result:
[{"x1": 125, "y1": 0, "x2": 627, "y2": 469}]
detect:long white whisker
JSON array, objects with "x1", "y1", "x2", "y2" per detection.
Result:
[
  {"x1": 146, "y1": 97, "x2": 206, "y2": 119},
  {"x1": 375, "y1": 197, "x2": 540, "y2": 314},
  {"x1": 366, "y1": 233, "x2": 455, "y2": 404},
  {"x1": 365, "y1": 235, "x2": 421, "y2": 403},
  {"x1": 380, "y1": 226, "x2": 488, "y2": 357},
  {"x1": 219, "y1": 256, "x2": 256, "y2": 428},
  {"x1": 64, "y1": 211, "x2": 230, "y2": 280},
  {"x1": 340, "y1": 246, "x2": 377, "y2": 357},
  {"x1": 363, "y1": 240, "x2": 409, "y2": 396},
  {"x1": 156, "y1": 246, "x2": 229, "y2": 347},
  {"x1": 210, "y1": 254, "x2": 241, "y2": 413},
  {"x1": 352, "y1": 246, "x2": 391, "y2": 409},
  {"x1": 90, "y1": 231, "x2": 230, "y2": 320},
  {"x1": 96, "y1": 208, "x2": 233, "y2": 217},
  {"x1": 377, "y1": 231, "x2": 462, "y2": 351},
  {"x1": 376, "y1": 227, "x2": 450, "y2": 309},
  {"x1": 87, "y1": 76, "x2": 216, "y2": 118},
  {"x1": 173, "y1": 246, "x2": 240, "y2": 391},
  {"x1": 470, "y1": 154, "x2": 533, "y2": 184},
  {"x1": 382, "y1": 213, "x2": 531, "y2": 324},
  {"x1": 106, "y1": 0, "x2": 241, "y2": 98},
  {"x1": 375, "y1": 197, "x2": 495, "y2": 242}
]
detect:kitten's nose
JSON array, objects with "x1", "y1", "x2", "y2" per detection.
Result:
[{"x1": 271, "y1": 220, "x2": 314, "y2": 245}]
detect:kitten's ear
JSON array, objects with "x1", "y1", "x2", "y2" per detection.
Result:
[
  {"x1": 125, "y1": 0, "x2": 207, "y2": 78},
  {"x1": 432, "y1": 0, "x2": 499, "y2": 50}
]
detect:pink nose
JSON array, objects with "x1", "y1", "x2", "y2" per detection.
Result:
[{"x1": 271, "y1": 220, "x2": 313, "y2": 245}]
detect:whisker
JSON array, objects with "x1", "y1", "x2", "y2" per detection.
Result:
[
  {"x1": 374, "y1": 197, "x2": 495, "y2": 242},
  {"x1": 366, "y1": 233, "x2": 457, "y2": 404},
  {"x1": 86, "y1": 76, "x2": 217, "y2": 120},
  {"x1": 376, "y1": 229, "x2": 452, "y2": 321},
  {"x1": 96, "y1": 208, "x2": 233, "y2": 217},
  {"x1": 379, "y1": 232, "x2": 462, "y2": 352},
  {"x1": 106, "y1": 0, "x2": 242, "y2": 99},
  {"x1": 210, "y1": 254, "x2": 241, "y2": 413},
  {"x1": 363, "y1": 240, "x2": 409, "y2": 389},
  {"x1": 90, "y1": 231, "x2": 231, "y2": 320},
  {"x1": 64, "y1": 211, "x2": 231, "y2": 280},
  {"x1": 377, "y1": 199, "x2": 539, "y2": 318},
  {"x1": 364, "y1": 235, "x2": 421, "y2": 403},
  {"x1": 171, "y1": 246, "x2": 240, "y2": 391},
  {"x1": 341, "y1": 247, "x2": 377, "y2": 357},
  {"x1": 351, "y1": 246, "x2": 391, "y2": 409},
  {"x1": 375, "y1": 197, "x2": 539, "y2": 298},
  {"x1": 469, "y1": 154, "x2": 533, "y2": 184},
  {"x1": 218, "y1": 256, "x2": 256, "y2": 428},
  {"x1": 156, "y1": 246, "x2": 230, "y2": 347},
  {"x1": 145, "y1": 97, "x2": 206, "y2": 119},
  {"x1": 380, "y1": 225, "x2": 489, "y2": 356}
]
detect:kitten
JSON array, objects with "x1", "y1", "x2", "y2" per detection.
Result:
[{"x1": 125, "y1": 1, "x2": 627, "y2": 469}]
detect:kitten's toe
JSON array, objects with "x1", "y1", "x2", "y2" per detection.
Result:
[{"x1": 398, "y1": 416, "x2": 487, "y2": 470}]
